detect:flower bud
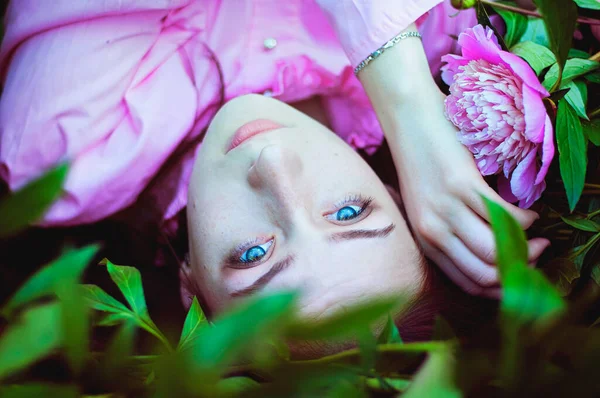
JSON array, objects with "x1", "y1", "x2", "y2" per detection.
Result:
[{"x1": 451, "y1": 0, "x2": 477, "y2": 9}]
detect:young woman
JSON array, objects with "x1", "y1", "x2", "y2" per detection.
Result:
[{"x1": 0, "y1": 1, "x2": 549, "y2": 345}]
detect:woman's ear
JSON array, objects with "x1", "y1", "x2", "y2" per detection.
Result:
[{"x1": 179, "y1": 254, "x2": 195, "y2": 310}]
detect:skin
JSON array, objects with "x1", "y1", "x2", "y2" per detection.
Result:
[
  {"x1": 359, "y1": 24, "x2": 550, "y2": 296},
  {"x1": 183, "y1": 93, "x2": 425, "y2": 318}
]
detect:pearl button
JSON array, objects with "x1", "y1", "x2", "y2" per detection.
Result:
[{"x1": 263, "y1": 38, "x2": 277, "y2": 50}]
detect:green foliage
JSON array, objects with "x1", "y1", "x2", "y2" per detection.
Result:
[
  {"x1": 0, "y1": 163, "x2": 68, "y2": 237},
  {"x1": 377, "y1": 315, "x2": 403, "y2": 345},
  {"x1": 543, "y1": 59, "x2": 600, "y2": 91},
  {"x1": 2, "y1": 245, "x2": 99, "y2": 317},
  {"x1": 0, "y1": 303, "x2": 63, "y2": 380},
  {"x1": 519, "y1": 17, "x2": 550, "y2": 47},
  {"x1": 285, "y1": 296, "x2": 402, "y2": 340},
  {"x1": 564, "y1": 80, "x2": 589, "y2": 120},
  {"x1": 492, "y1": 3, "x2": 527, "y2": 48},
  {"x1": 556, "y1": 100, "x2": 588, "y2": 212},
  {"x1": 177, "y1": 296, "x2": 207, "y2": 351},
  {"x1": 574, "y1": 0, "x2": 600, "y2": 9},
  {"x1": 81, "y1": 260, "x2": 171, "y2": 351},
  {"x1": 511, "y1": 41, "x2": 556, "y2": 75},
  {"x1": 1, "y1": 5, "x2": 600, "y2": 398},
  {"x1": 535, "y1": 0, "x2": 578, "y2": 91}
]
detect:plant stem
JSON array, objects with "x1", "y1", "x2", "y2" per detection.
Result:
[
  {"x1": 585, "y1": 183, "x2": 600, "y2": 189},
  {"x1": 590, "y1": 51, "x2": 600, "y2": 63},
  {"x1": 479, "y1": 0, "x2": 600, "y2": 25},
  {"x1": 590, "y1": 107, "x2": 600, "y2": 119},
  {"x1": 588, "y1": 209, "x2": 600, "y2": 219}
]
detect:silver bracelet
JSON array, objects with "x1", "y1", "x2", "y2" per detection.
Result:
[{"x1": 354, "y1": 31, "x2": 422, "y2": 75}]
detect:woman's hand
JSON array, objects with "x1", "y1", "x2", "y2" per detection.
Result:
[
  {"x1": 390, "y1": 95, "x2": 550, "y2": 298},
  {"x1": 358, "y1": 25, "x2": 549, "y2": 298}
]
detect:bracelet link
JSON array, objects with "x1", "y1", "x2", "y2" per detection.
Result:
[{"x1": 354, "y1": 31, "x2": 422, "y2": 75}]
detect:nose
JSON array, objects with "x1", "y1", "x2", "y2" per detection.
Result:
[{"x1": 247, "y1": 145, "x2": 304, "y2": 209}]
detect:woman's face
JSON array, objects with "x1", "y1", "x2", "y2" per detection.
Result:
[{"x1": 185, "y1": 94, "x2": 424, "y2": 317}]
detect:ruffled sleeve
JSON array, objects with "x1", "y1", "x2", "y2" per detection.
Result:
[
  {"x1": 314, "y1": 0, "x2": 443, "y2": 67},
  {"x1": 0, "y1": 1, "x2": 217, "y2": 226}
]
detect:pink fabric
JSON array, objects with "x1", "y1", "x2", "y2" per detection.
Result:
[
  {"x1": 315, "y1": 0, "x2": 442, "y2": 67},
  {"x1": 0, "y1": 0, "x2": 476, "y2": 227}
]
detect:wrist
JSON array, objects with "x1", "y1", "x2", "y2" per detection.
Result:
[{"x1": 358, "y1": 25, "x2": 442, "y2": 112}]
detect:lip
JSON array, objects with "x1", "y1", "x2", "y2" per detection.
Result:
[{"x1": 227, "y1": 119, "x2": 284, "y2": 152}]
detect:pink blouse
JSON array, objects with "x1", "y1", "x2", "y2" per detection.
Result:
[{"x1": 0, "y1": 0, "x2": 476, "y2": 227}]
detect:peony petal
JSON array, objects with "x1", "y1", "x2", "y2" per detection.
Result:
[
  {"x1": 510, "y1": 148, "x2": 537, "y2": 199},
  {"x1": 498, "y1": 50, "x2": 549, "y2": 97},
  {"x1": 519, "y1": 180, "x2": 545, "y2": 209},
  {"x1": 534, "y1": 114, "x2": 555, "y2": 185},
  {"x1": 441, "y1": 54, "x2": 468, "y2": 85},
  {"x1": 521, "y1": 84, "x2": 547, "y2": 143},
  {"x1": 458, "y1": 25, "x2": 503, "y2": 66},
  {"x1": 498, "y1": 174, "x2": 518, "y2": 203}
]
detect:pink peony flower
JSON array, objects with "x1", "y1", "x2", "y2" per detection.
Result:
[{"x1": 441, "y1": 25, "x2": 555, "y2": 208}]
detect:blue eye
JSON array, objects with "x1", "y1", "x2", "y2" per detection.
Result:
[
  {"x1": 336, "y1": 205, "x2": 362, "y2": 221},
  {"x1": 240, "y1": 240, "x2": 273, "y2": 263},
  {"x1": 324, "y1": 195, "x2": 374, "y2": 223}
]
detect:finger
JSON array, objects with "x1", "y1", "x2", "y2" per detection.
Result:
[
  {"x1": 528, "y1": 237, "x2": 551, "y2": 261},
  {"x1": 421, "y1": 241, "x2": 501, "y2": 299},
  {"x1": 440, "y1": 235, "x2": 500, "y2": 287},
  {"x1": 451, "y1": 206, "x2": 497, "y2": 264},
  {"x1": 452, "y1": 207, "x2": 551, "y2": 264},
  {"x1": 464, "y1": 184, "x2": 539, "y2": 229}
]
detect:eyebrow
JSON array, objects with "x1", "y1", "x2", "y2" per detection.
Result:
[
  {"x1": 328, "y1": 223, "x2": 396, "y2": 242},
  {"x1": 228, "y1": 223, "x2": 396, "y2": 298},
  {"x1": 230, "y1": 255, "x2": 296, "y2": 297}
]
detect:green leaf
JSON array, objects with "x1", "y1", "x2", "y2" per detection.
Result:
[
  {"x1": 57, "y1": 283, "x2": 89, "y2": 374},
  {"x1": 511, "y1": 41, "x2": 556, "y2": 75},
  {"x1": 366, "y1": 377, "x2": 411, "y2": 394},
  {"x1": 0, "y1": 303, "x2": 62, "y2": 380},
  {"x1": 80, "y1": 284, "x2": 130, "y2": 314},
  {"x1": 103, "y1": 320, "x2": 136, "y2": 376},
  {"x1": 586, "y1": 71, "x2": 600, "y2": 84},
  {"x1": 484, "y1": 196, "x2": 566, "y2": 321},
  {"x1": 285, "y1": 296, "x2": 403, "y2": 340},
  {"x1": 519, "y1": 17, "x2": 550, "y2": 47},
  {"x1": 556, "y1": 100, "x2": 588, "y2": 212},
  {"x1": 492, "y1": 5, "x2": 527, "y2": 48},
  {"x1": 569, "y1": 48, "x2": 591, "y2": 59},
  {"x1": 561, "y1": 216, "x2": 600, "y2": 232},
  {"x1": 328, "y1": 381, "x2": 367, "y2": 398},
  {"x1": 177, "y1": 296, "x2": 207, "y2": 351},
  {"x1": 377, "y1": 314, "x2": 403, "y2": 345},
  {"x1": 403, "y1": 345, "x2": 461, "y2": 398},
  {"x1": 104, "y1": 259, "x2": 149, "y2": 317},
  {"x1": 97, "y1": 312, "x2": 130, "y2": 326},
  {"x1": 484, "y1": 197, "x2": 566, "y2": 389},
  {"x1": 2, "y1": 245, "x2": 99, "y2": 317},
  {"x1": 543, "y1": 59, "x2": 600, "y2": 91},
  {"x1": 574, "y1": 0, "x2": 600, "y2": 9},
  {"x1": 80, "y1": 284, "x2": 170, "y2": 350},
  {"x1": 590, "y1": 263, "x2": 600, "y2": 287},
  {"x1": 0, "y1": 163, "x2": 68, "y2": 237},
  {"x1": 540, "y1": 258, "x2": 579, "y2": 296},
  {"x1": 0, "y1": 384, "x2": 78, "y2": 398},
  {"x1": 582, "y1": 119, "x2": 600, "y2": 146},
  {"x1": 217, "y1": 377, "x2": 260, "y2": 397},
  {"x1": 535, "y1": 0, "x2": 578, "y2": 91},
  {"x1": 564, "y1": 80, "x2": 589, "y2": 120},
  {"x1": 189, "y1": 291, "x2": 298, "y2": 376}
]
